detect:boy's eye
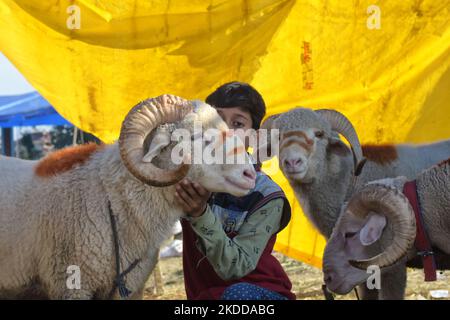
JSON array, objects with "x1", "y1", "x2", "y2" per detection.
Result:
[{"x1": 232, "y1": 121, "x2": 245, "y2": 128}]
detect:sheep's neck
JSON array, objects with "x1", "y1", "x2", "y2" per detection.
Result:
[
  {"x1": 291, "y1": 163, "x2": 353, "y2": 238},
  {"x1": 118, "y1": 182, "x2": 181, "y2": 256},
  {"x1": 99, "y1": 146, "x2": 182, "y2": 264}
]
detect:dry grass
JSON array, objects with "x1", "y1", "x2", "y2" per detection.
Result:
[{"x1": 144, "y1": 252, "x2": 450, "y2": 300}]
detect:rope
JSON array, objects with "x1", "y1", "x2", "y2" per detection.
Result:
[
  {"x1": 107, "y1": 201, "x2": 141, "y2": 299},
  {"x1": 322, "y1": 284, "x2": 335, "y2": 300},
  {"x1": 354, "y1": 288, "x2": 360, "y2": 300}
]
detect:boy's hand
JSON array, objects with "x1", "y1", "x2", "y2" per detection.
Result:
[{"x1": 175, "y1": 178, "x2": 211, "y2": 217}]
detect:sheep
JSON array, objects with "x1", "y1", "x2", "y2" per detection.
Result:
[
  {"x1": 0, "y1": 94, "x2": 257, "y2": 299},
  {"x1": 261, "y1": 108, "x2": 450, "y2": 299},
  {"x1": 322, "y1": 158, "x2": 450, "y2": 296}
]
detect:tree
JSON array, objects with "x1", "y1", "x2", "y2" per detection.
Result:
[
  {"x1": 19, "y1": 133, "x2": 41, "y2": 160},
  {"x1": 51, "y1": 125, "x2": 101, "y2": 149}
]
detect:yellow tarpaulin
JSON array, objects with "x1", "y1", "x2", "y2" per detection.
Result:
[{"x1": 1, "y1": 0, "x2": 449, "y2": 268}]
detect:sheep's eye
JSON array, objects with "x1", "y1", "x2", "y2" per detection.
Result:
[
  {"x1": 191, "y1": 133, "x2": 202, "y2": 141},
  {"x1": 315, "y1": 130, "x2": 325, "y2": 138},
  {"x1": 345, "y1": 232, "x2": 357, "y2": 239},
  {"x1": 204, "y1": 137, "x2": 213, "y2": 146}
]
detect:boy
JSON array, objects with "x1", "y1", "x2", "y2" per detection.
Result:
[{"x1": 175, "y1": 81, "x2": 295, "y2": 300}]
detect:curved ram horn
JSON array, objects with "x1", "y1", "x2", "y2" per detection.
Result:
[
  {"x1": 119, "y1": 94, "x2": 193, "y2": 187},
  {"x1": 346, "y1": 184, "x2": 416, "y2": 269},
  {"x1": 316, "y1": 109, "x2": 367, "y2": 176}
]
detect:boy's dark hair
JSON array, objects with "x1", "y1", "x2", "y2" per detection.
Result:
[{"x1": 205, "y1": 81, "x2": 266, "y2": 129}]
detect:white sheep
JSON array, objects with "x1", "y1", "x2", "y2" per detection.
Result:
[
  {"x1": 261, "y1": 108, "x2": 450, "y2": 299},
  {"x1": 0, "y1": 94, "x2": 256, "y2": 299},
  {"x1": 322, "y1": 158, "x2": 450, "y2": 296}
]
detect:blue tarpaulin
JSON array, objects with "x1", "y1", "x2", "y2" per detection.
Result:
[{"x1": 0, "y1": 91, "x2": 70, "y2": 127}]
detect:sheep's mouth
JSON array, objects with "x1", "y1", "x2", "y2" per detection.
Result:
[
  {"x1": 325, "y1": 283, "x2": 345, "y2": 295},
  {"x1": 326, "y1": 280, "x2": 356, "y2": 296},
  {"x1": 225, "y1": 177, "x2": 255, "y2": 192},
  {"x1": 285, "y1": 169, "x2": 306, "y2": 175},
  {"x1": 284, "y1": 168, "x2": 307, "y2": 179}
]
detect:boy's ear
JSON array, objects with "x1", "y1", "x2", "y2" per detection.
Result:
[
  {"x1": 327, "y1": 137, "x2": 351, "y2": 157},
  {"x1": 359, "y1": 213, "x2": 387, "y2": 246}
]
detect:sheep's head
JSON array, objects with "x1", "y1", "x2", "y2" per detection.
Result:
[
  {"x1": 119, "y1": 94, "x2": 256, "y2": 197},
  {"x1": 322, "y1": 182, "x2": 416, "y2": 295},
  {"x1": 261, "y1": 108, "x2": 366, "y2": 184}
]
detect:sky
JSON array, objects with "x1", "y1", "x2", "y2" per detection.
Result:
[
  {"x1": 0, "y1": 51, "x2": 35, "y2": 95},
  {"x1": 0, "y1": 52, "x2": 52, "y2": 142}
]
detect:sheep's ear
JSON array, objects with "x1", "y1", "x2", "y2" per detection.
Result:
[
  {"x1": 252, "y1": 128, "x2": 279, "y2": 162},
  {"x1": 359, "y1": 213, "x2": 387, "y2": 246},
  {"x1": 327, "y1": 137, "x2": 351, "y2": 157},
  {"x1": 143, "y1": 131, "x2": 171, "y2": 163}
]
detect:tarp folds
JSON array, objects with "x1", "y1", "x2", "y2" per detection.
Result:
[{"x1": 1, "y1": 0, "x2": 449, "y2": 268}]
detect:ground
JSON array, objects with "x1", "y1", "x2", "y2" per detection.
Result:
[{"x1": 144, "y1": 252, "x2": 449, "y2": 300}]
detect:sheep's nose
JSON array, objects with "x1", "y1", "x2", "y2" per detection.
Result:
[
  {"x1": 243, "y1": 168, "x2": 256, "y2": 181},
  {"x1": 284, "y1": 158, "x2": 303, "y2": 169},
  {"x1": 324, "y1": 273, "x2": 333, "y2": 285},
  {"x1": 324, "y1": 269, "x2": 336, "y2": 285}
]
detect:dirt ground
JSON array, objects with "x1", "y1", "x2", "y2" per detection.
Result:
[{"x1": 144, "y1": 252, "x2": 449, "y2": 300}]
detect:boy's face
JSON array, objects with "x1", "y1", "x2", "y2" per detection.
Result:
[
  {"x1": 215, "y1": 107, "x2": 253, "y2": 148},
  {"x1": 215, "y1": 107, "x2": 253, "y2": 130}
]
